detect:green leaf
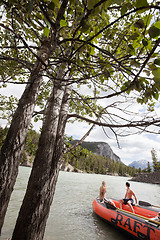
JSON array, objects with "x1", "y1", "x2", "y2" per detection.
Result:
[
  {"x1": 26, "y1": 1, "x2": 33, "y2": 13},
  {"x1": 135, "y1": 0, "x2": 149, "y2": 8},
  {"x1": 130, "y1": 32, "x2": 139, "y2": 40},
  {"x1": 121, "y1": 4, "x2": 127, "y2": 16},
  {"x1": 43, "y1": 27, "x2": 50, "y2": 37},
  {"x1": 60, "y1": 19, "x2": 67, "y2": 27},
  {"x1": 90, "y1": 47, "x2": 95, "y2": 55},
  {"x1": 103, "y1": 70, "x2": 110, "y2": 78},
  {"x1": 143, "y1": 15, "x2": 152, "y2": 27},
  {"x1": 127, "y1": 44, "x2": 135, "y2": 55},
  {"x1": 152, "y1": 68, "x2": 160, "y2": 82},
  {"x1": 128, "y1": 44, "x2": 134, "y2": 50},
  {"x1": 134, "y1": 19, "x2": 145, "y2": 29},
  {"x1": 143, "y1": 70, "x2": 150, "y2": 76},
  {"x1": 48, "y1": 2, "x2": 55, "y2": 10},
  {"x1": 131, "y1": 60, "x2": 140, "y2": 68},
  {"x1": 88, "y1": 0, "x2": 95, "y2": 9},
  {"x1": 69, "y1": 0, "x2": 76, "y2": 3},
  {"x1": 149, "y1": 63, "x2": 157, "y2": 71},
  {"x1": 112, "y1": 0, "x2": 124, "y2": 5},
  {"x1": 142, "y1": 39, "x2": 148, "y2": 46},
  {"x1": 154, "y1": 59, "x2": 160, "y2": 66},
  {"x1": 52, "y1": 0, "x2": 60, "y2": 7},
  {"x1": 148, "y1": 26, "x2": 160, "y2": 39},
  {"x1": 153, "y1": 91, "x2": 159, "y2": 100},
  {"x1": 154, "y1": 21, "x2": 160, "y2": 30},
  {"x1": 67, "y1": 7, "x2": 72, "y2": 14},
  {"x1": 81, "y1": 21, "x2": 90, "y2": 32},
  {"x1": 103, "y1": 0, "x2": 112, "y2": 10}
]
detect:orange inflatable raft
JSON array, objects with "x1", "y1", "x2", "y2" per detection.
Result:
[{"x1": 92, "y1": 198, "x2": 160, "y2": 240}]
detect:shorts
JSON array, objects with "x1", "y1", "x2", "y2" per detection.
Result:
[{"x1": 123, "y1": 198, "x2": 134, "y2": 205}]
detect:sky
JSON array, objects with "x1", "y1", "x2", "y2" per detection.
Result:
[
  {"x1": 0, "y1": 83, "x2": 160, "y2": 166},
  {"x1": 65, "y1": 118, "x2": 160, "y2": 165}
]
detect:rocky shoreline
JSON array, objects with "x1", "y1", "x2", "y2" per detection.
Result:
[
  {"x1": 129, "y1": 170, "x2": 160, "y2": 184},
  {"x1": 20, "y1": 160, "x2": 83, "y2": 173}
]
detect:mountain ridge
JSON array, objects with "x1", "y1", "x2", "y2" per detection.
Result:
[
  {"x1": 128, "y1": 159, "x2": 152, "y2": 170},
  {"x1": 71, "y1": 140, "x2": 121, "y2": 162}
]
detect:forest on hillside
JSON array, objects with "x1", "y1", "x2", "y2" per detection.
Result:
[{"x1": 0, "y1": 126, "x2": 143, "y2": 176}]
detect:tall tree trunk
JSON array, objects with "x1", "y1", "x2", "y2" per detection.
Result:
[
  {"x1": 0, "y1": 39, "x2": 51, "y2": 232},
  {"x1": 12, "y1": 79, "x2": 71, "y2": 240}
]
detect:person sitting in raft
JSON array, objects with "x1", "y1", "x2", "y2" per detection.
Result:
[
  {"x1": 99, "y1": 181, "x2": 116, "y2": 207},
  {"x1": 119, "y1": 182, "x2": 137, "y2": 213},
  {"x1": 99, "y1": 181, "x2": 106, "y2": 203}
]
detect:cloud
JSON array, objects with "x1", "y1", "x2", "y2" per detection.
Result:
[{"x1": 0, "y1": 84, "x2": 25, "y2": 99}]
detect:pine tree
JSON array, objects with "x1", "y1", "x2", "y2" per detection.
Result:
[
  {"x1": 147, "y1": 161, "x2": 152, "y2": 173},
  {"x1": 151, "y1": 148, "x2": 159, "y2": 172}
]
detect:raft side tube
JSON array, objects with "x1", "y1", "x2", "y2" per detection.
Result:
[{"x1": 92, "y1": 198, "x2": 160, "y2": 240}]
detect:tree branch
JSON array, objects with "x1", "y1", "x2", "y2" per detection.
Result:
[
  {"x1": 0, "y1": 55, "x2": 33, "y2": 70},
  {"x1": 63, "y1": 123, "x2": 95, "y2": 154},
  {"x1": 67, "y1": 113, "x2": 160, "y2": 129},
  {"x1": 128, "y1": 37, "x2": 160, "y2": 88},
  {"x1": 54, "y1": 0, "x2": 69, "y2": 32}
]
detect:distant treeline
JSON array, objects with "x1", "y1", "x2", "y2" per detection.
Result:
[
  {"x1": 0, "y1": 126, "x2": 156, "y2": 176},
  {"x1": 0, "y1": 126, "x2": 40, "y2": 164},
  {"x1": 63, "y1": 144, "x2": 138, "y2": 176}
]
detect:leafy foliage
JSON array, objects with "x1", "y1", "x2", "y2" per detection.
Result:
[
  {"x1": 0, "y1": 126, "x2": 40, "y2": 161},
  {"x1": 0, "y1": 0, "x2": 160, "y2": 174},
  {"x1": 0, "y1": 0, "x2": 160, "y2": 130},
  {"x1": 24, "y1": 129, "x2": 40, "y2": 156},
  {"x1": 0, "y1": 94, "x2": 18, "y2": 124}
]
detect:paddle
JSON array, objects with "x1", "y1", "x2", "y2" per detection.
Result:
[
  {"x1": 139, "y1": 200, "x2": 160, "y2": 208},
  {"x1": 105, "y1": 202, "x2": 160, "y2": 226}
]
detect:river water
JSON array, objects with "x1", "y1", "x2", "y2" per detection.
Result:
[{"x1": 1, "y1": 167, "x2": 160, "y2": 240}]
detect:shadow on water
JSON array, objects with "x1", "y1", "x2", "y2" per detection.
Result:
[{"x1": 92, "y1": 212, "x2": 135, "y2": 240}]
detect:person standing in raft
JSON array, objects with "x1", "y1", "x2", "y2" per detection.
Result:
[
  {"x1": 99, "y1": 181, "x2": 106, "y2": 203},
  {"x1": 119, "y1": 182, "x2": 137, "y2": 213}
]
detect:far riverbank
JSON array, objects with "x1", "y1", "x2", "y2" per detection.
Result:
[
  {"x1": 20, "y1": 158, "x2": 160, "y2": 184},
  {"x1": 130, "y1": 170, "x2": 160, "y2": 184}
]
